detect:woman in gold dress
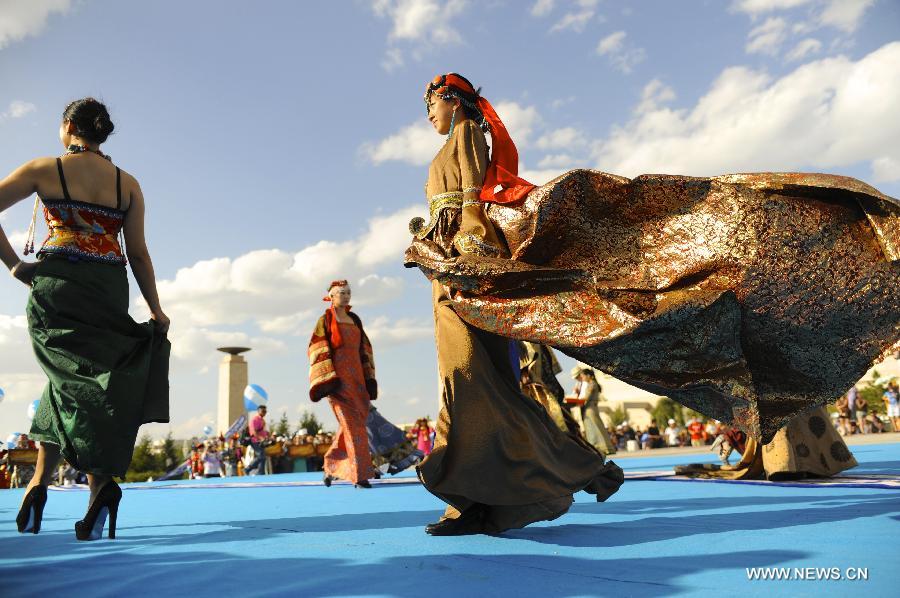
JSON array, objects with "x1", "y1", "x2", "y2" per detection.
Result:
[{"x1": 409, "y1": 74, "x2": 624, "y2": 536}]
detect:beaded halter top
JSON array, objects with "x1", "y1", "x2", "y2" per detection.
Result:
[{"x1": 35, "y1": 157, "x2": 127, "y2": 265}]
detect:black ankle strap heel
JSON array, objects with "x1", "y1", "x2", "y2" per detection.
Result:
[{"x1": 16, "y1": 485, "x2": 48, "y2": 534}]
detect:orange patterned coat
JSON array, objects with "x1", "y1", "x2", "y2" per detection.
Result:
[{"x1": 307, "y1": 310, "x2": 377, "y2": 402}]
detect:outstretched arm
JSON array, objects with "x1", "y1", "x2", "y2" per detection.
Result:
[{"x1": 122, "y1": 179, "x2": 169, "y2": 333}]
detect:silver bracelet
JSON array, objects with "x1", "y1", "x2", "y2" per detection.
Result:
[{"x1": 9, "y1": 260, "x2": 23, "y2": 277}]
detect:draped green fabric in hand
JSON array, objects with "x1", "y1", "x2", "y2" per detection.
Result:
[{"x1": 27, "y1": 257, "x2": 170, "y2": 477}]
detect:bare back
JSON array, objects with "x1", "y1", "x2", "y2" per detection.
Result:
[{"x1": 35, "y1": 153, "x2": 135, "y2": 211}]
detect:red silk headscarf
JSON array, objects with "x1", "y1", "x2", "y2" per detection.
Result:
[
  {"x1": 323, "y1": 280, "x2": 350, "y2": 348},
  {"x1": 427, "y1": 74, "x2": 536, "y2": 205}
]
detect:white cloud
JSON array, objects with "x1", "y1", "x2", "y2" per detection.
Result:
[
  {"x1": 4, "y1": 229, "x2": 28, "y2": 252},
  {"x1": 550, "y1": 10, "x2": 594, "y2": 34},
  {"x1": 0, "y1": 0, "x2": 70, "y2": 50},
  {"x1": 635, "y1": 79, "x2": 677, "y2": 115},
  {"x1": 591, "y1": 42, "x2": 900, "y2": 184},
  {"x1": 381, "y1": 47, "x2": 405, "y2": 71},
  {"x1": 372, "y1": 0, "x2": 468, "y2": 70},
  {"x1": 745, "y1": 17, "x2": 789, "y2": 55},
  {"x1": 786, "y1": 37, "x2": 823, "y2": 61},
  {"x1": 492, "y1": 101, "x2": 541, "y2": 147},
  {"x1": 357, "y1": 206, "x2": 425, "y2": 266},
  {"x1": 169, "y1": 328, "x2": 287, "y2": 363},
  {"x1": 0, "y1": 314, "x2": 46, "y2": 432},
  {"x1": 354, "y1": 274, "x2": 406, "y2": 306},
  {"x1": 871, "y1": 156, "x2": 900, "y2": 184},
  {"x1": 535, "y1": 126, "x2": 588, "y2": 150},
  {"x1": 732, "y1": 0, "x2": 814, "y2": 14},
  {"x1": 0, "y1": 314, "x2": 27, "y2": 347},
  {"x1": 0, "y1": 101, "x2": 36, "y2": 120},
  {"x1": 519, "y1": 165, "x2": 568, "y2": 186},
  {"x1": 596, "y1": 31, "x2": 646, "y2": 73},
  {"x1": 530, "y1": 0, "x2": 555, "y2": 17},
  {"x1": 597, "y1": 30, "x2": 625, "y2": 54},
  {"x1": 819, "y1": 0, "x2": 875, "y2": 33},
  {"x1": 363, "y1": 101, "x2": 540, "y2": 165},
  {"x1": 364, "y1": 316, "x2": 433, "y2": 346},
  {"x1": 537, "y1": 153, "x2": 582, "y2": 169},
  {"x1": 550, "y1": 96, "x2": 577, "y2": 110},
  {"x1": 362, "y1": 121, "x2": 443, "y2": 166},
  {"x1": 258, "y1": 310, "x2": 318, "y2": 335},
  {"x1": 733, "y1": 0, "x2": 876, "y2": 46},
  {"x1": 0, "y1": 372, "x2": 45, "y2": 404},
  {"x1": 144, "y1": 204, "x2": 420, "y2": 363}
]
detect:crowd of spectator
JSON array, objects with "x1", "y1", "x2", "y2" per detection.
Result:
[
  {"x1": 607, "y1": 418, "x2": 728, "y2": 452},
  {"x1": 834, "y1": 380, "x2": 898, "y2": 436},
  {"x1": 184, "y1": 429, "x2": 339, "y2": 479},
  {"x1": 5, "y1": 380, "x2": 897, "y2": 486}
]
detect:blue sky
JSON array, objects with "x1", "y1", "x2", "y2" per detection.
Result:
[{"x1": 1, "y1": 0, "x2": 898, "y2": 439}]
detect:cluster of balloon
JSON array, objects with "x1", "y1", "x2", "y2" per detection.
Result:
[
  {"x1": 27, "y1": 399, "x2": 40, "y2": 421},
  {"x1": 243, "y1": 384, "x2": 268, "y2": 412},
  {"x1": 5, "y1": 433, "x2": 21, "y2": 449}
]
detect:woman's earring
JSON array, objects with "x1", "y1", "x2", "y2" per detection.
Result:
[{"x1": 448, "y1": 106, "x2": 458, "y2": 137}]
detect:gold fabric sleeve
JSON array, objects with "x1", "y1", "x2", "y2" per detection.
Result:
[{"x1": 454, "y1": 121, "x2": 508, "y2": 258}]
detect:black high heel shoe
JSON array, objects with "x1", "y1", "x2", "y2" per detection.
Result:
[
  {"x1": 75, "y1": 481, "x2": 122, "y2": 541},
  {"x1": 354, "y1": 480, "x2": 372, "y2": 489},
  {"x1": 323, "y1": 474, "x2": 333, "y2": 487},
  {"x1": 16, "y1": 485, "x2": 48, "y2": 534}
]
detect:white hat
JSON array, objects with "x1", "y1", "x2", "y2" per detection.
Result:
[{"x1": 668, "y1": 418, "x2": 675, "y2": 424}]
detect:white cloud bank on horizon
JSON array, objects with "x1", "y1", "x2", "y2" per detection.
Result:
[
  {"x1": 138, "y1": 204, "x2": 426, "y2": 364},
  {"x1": 0, "y1": 0, "x2": 71, "y2": 51},
  {"x1": 594, "y1": 42, "x2": 900, "y2": 183}
]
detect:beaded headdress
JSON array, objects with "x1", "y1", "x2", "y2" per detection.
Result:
[{"x1": 424, "y1": 73, "x2": 535, "y2": 205}]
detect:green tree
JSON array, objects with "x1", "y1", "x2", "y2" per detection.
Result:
[
  {"x1": 126, "y1": 434, "x2": 166, "y2": 482},
  {"x1": 609, "y1": 404, "x2": 627, "y2": 426},
  {"x1": 273, "y1": 411, "x2": 291, "y2": 437},
  {"x1": 858, "y1": 370, "x2": 887, "y2": 415},
  {"x1": 298, "y1": 410, "x2": 325, "y2": 434},
  {"x1": 161, "y1": 432, "x2": 182, "y2": 470}
]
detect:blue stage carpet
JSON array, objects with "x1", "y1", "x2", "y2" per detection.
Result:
[{"x1": 2, "y1": 443, "x2": 898, "y2": 597}]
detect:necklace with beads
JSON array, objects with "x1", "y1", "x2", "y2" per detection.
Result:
[{"x1": 65, "y1": 144, "x2": 111, "y2": 161}]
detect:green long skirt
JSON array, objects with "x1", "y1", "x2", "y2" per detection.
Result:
[{"x1": 27, "y1": 257, "x2": 170, "y2": 477}]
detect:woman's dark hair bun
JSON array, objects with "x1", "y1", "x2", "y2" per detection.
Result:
[{"x1": 63, "y1": 97, "x2": 114, "y2": 144}]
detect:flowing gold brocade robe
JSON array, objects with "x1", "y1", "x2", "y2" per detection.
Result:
[{"x1": 407, "y1": 165, "x2": 900, "y2": 444}]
